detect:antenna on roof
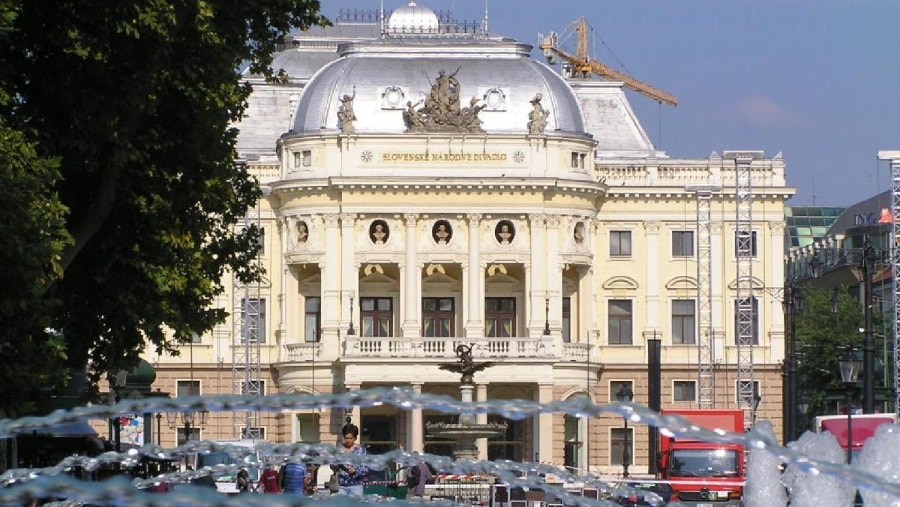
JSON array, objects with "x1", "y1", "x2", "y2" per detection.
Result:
[
  {"x1": 482, "y1": 0, "x2": 489, "y2": 36},
  {"x1": 380, "y1": 0, "x2": 385, "y2": 38}
]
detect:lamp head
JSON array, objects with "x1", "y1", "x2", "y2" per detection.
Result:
[{"x1": 839, "y1": 347, "x2": 861, "y2": 384}]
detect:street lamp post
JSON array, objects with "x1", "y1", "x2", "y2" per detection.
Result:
[
  {"x1": 783, "y1": 284, "x2": 804, "y2": 443},
  {"x1": 616, "y1": 384, "x2": 634, "y2": 478},
  {"x1": 156, "y1": 412, "x2": 162, "y2": 446},
  {"x1": 110, "y1": 370, "x2": 128, "y2": 452},
  {"x1": 165, "y1": 409, "x2": 209, "y2": 445},
  {"x1": 347, "y1": 294, "x2": 356, "y2": 336},
  {"x1": 839, "y1": 347, "x2": 862, "y2": 464}
]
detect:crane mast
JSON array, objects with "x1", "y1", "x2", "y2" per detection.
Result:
[{"x1": 539, "y1": 18, "x2": 678, "y2": 107}]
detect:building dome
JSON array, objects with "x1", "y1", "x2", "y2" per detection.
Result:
[
  {"x1": 290, "y1": 40, "x2": 587, "y2": 136},
  {"x1": 388, "y1": 1, "x2": 439, "y2": 32}
]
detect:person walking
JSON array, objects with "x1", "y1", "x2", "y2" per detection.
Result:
[
  {"x1": 257, "y1": 464, "x2": 281, "y2": 494},
  {"x1": 279, "y1": 460, "x2": 308, "y2": 495},
  {"x1": 331, "y1": 422, "x2": 369, "y2": 496}
]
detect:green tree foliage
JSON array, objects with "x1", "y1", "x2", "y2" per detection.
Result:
[
  {"x1": 795, "y1": 288, "x2": 885, "y2": 431},
  {"x1": 0, "y1": 0, "x2": 327, "y2": 415}
]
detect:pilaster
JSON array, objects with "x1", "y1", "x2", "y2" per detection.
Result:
[{"x1": 465, "y1": 214, "x2": 484, "y2": 337}]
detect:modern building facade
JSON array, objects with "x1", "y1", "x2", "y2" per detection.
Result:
[{"x1": 145, "y1": 2, "x2": 793, "y2": 476}]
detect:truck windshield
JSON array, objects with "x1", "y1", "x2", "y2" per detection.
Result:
[{"x1": 669, "y1": 449, "x2": 738, "y2": 477}]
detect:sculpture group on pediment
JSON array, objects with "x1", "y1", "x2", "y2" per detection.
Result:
[{"x1": 403, "y1": 68, "x2": 485, "y2": 134}]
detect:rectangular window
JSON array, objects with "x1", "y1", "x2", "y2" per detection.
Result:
[
  {"x1": 672, "y1": 231, "x2": 694, "y2": 257},
  {"x1": 241, "y1": 427, "x2": 266, "y2": 440},
  {"x1": 609, "y1": 380, "x2": 634, "y2": 403},
  {"x1": 485, "y1": 297, "x2": 516, "y2": 337},
  {"x1": 240, "y1": 298, "x2": 266, "y2": 344},
  {"x1": 734, "y1": 380, "x2": 761, "y2": 406},
  {"x1": 609, "y1": 427, "x2": 634, "y2": 467},
  {"x1": 735, "y1": 230, "x2": 758, "y2": 257},
  {"x1": 295, "y1": 413, "x2": 320, "y2": 443},
  {"x1": 360, "y1": 415, "x2": 398, "y2": 455},
  {"x1": 734, "y1": 296, "x2": 759, "y2": 345},
  {"x1": 176, "y1": 380, "x2": 200, "y2": 398},
  {"x1": 304, "y1": 297, "x2": 321, "y2": 343},
  {"x1": 672, "y1": 299, "x2": 696, "y2": 345},
  {"x1": 563, "y1": 414, "x2": 583, "y2": 471},
  {"x1": 562, "y1": 297, "x2": 571, "y2": 343},
  {"x1": 293, "y1": 150, "x2": 312, "y2": 167},
  {"x1": 189, "y1": 332, "x2": 202, "y2": 344},
  {"x1": 488, "y1": 416, "x2": 523, "y2": 462},
  {"x1": 361, "y1": 297, "x2": 393, "y2": 337},
  {"x1": 608, "y1": 300, "x2": 633, "y2": 345},
  {"x1": 256, "y1": 227, "x2": 266, "y2": 256},
  {"x1": 571, "y1": 152, "x2": 579, "y2": 168},
  {"x1": 241, "y1": 379, "x2": 265, "y2": 397},
  {"x1": 423, "y1": 297, "x2": 455, "y2": 337},
  {"x1": 610, "y1": 231, "x2": 632, "y2": 257},
  {"x1": 673, "y1": 380, "x2": 697, "y2": 402},
  {"x1": 579, "y1": 153, "x2": 587, "y2": 169}
]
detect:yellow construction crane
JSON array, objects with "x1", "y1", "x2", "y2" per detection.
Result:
[{"x1": 539, "y1": 18, "x2": 678, "y2": 107}]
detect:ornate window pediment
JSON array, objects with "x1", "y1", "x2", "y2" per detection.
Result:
[
  {"x1": 665, "y1": 276, "x2": 698, "y2": 291},
  {"x1": 602, "y1": 276, "x2": 638, "y2": 290}
]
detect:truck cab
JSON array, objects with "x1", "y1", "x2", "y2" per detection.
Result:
[
  {"x1": 815, "y1": 413, "x2": 897, "y2": 462},
  {"x1": 658, "y1": 409, "x2": 745, "y2": 506}
]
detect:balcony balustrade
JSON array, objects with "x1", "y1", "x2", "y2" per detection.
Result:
[{"x1": 281, "y1": 337, "x2": 593, "y2": 363}]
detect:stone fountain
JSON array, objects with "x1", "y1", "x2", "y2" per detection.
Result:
[{"x1": 426, "y1": 344, "x2": 507, "y2": 460}]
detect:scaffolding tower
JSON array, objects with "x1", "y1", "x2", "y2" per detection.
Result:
[
  {"x1": 232, "y1": 163, "x2": 264, "y2": 441},
  {"x1": 688, "y1": 185, "x2": 720, "y2": 409},
  {"x1": 725, "y1": 151, "x2": 764, "y2": 428},
  {"x1": 878, "y1": 151, "x2": 900, "y2": 413}
]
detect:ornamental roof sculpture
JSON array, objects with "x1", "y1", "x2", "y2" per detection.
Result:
[{"x1": 403, "y1": 67, "x2": 485, "y2": 134}]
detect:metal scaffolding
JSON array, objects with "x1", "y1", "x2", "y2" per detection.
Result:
[
  {"x1": 725, "y1": 151, "x2": 764, "y2": 428},
  {"x1": 231, "y1": 162, "x2": 264, "y2": 440},
  {"x1": 688, "y1": 185, "x2": 720, "y2": 409},
  {"x1": 879, "y1": 151, "x2": 900, "y2": 413}
]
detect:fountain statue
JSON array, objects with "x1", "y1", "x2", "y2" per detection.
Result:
[{"x1": 427, "y1": 344, "x2": 507, "y2": 460}]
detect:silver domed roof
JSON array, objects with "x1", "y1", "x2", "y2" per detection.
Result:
[
  {"x1": 290, "y1": 39, "x2": 586, "y2": 135},
  {"x1": 388, "y1": 1, "x2": 439, "y2": 32}
]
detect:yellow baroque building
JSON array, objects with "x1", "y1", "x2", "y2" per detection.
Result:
[{"x1": 147, "y1": 2, "x2": 793, "y2": 476}]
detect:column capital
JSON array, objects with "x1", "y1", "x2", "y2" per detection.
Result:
[
  {"x1": 644, "y1": 221, "x2": 661, "y2": 233},
  {"x1": 467, "y1": 213, "x2": 482, "y2": 225},
  {"x1": 404, "y1": 213, "x2": 418, "y2": 225},
  {"x1": 339, "y1": 213, "x2": 356, "y2": 224},
  {"x1": 323, "y1": 214, "x2": 341, "y2": 227},
  {"x1": 545, "y1": 215, "x2": 561, "y2": 227}
]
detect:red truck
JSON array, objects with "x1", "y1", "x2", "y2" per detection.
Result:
[
  {"x1": 815, "y1": 413, "x2": 897, "y2": 462},
  {"x1": 657, "y1": 409, "x2": 744, "y2": 506}
]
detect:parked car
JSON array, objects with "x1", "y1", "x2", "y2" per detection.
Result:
[{"x1": 607, "y1": 480, "x2": 675, "y2": 507}]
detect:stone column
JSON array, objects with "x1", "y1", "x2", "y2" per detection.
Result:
[
  {"x1": 528, "y1": 214, "x2": 547, "y2": 336},
  {"x1": 403, "y1": 214, "x2": 420, "y2": 337},
  {"x1": 340, "y1": 214, "x2": 358, "y2": 343},
  {"x1": 546, "y1": 216, "x2": 562, "y2": 338},
  {"x1": 476, "y1": 383, "x2": 489, "y2": 461},
  {"x1": 644, "y1": 221, "x2": 661, "y2": 339},
  {"x1": 322, "y1": 214, "x2": 342, "y2": 356},
  {"x1": 343, "y1": 383, "x2": 362, "y2": 443},
  {"x1": 408, "y1": 383, "x2": 424, "y2": 452},
  {"x1": 465, "y1": 214, "x2": 483, "y2": 337},
  {"x1": 534, "y1": 384, "x2": 554, "y2": 465}
]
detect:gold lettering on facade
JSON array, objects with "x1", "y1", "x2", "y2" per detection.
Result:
[{"x1": 381, "y1": 152, "x2": 508, "y2": 163}]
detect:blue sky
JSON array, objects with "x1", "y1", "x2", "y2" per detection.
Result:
[{"x1": 319, "y1": 0, "x2": 900, "y2": 206}]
